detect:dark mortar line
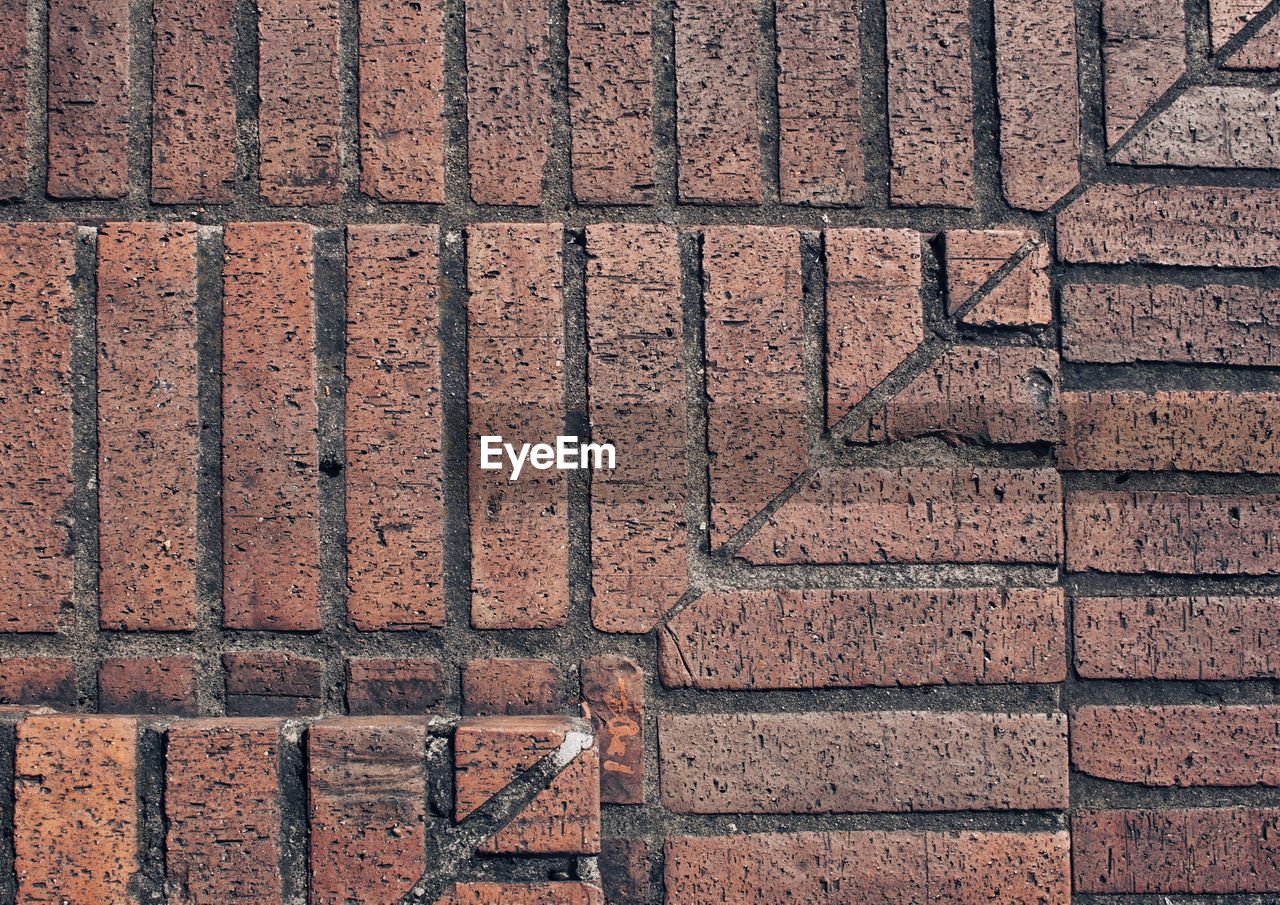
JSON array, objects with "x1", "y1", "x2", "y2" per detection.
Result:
[
  {"x1": 1210, "y1": 0, "x2": 1280, "y2": 66},
  {"x1": 0, "y1": 721, "x2": 16, "y2": 905},
  {"x1": 544, "y1": 0, "x2": 572, "y2": 212},
  {"x1": 1057, "y1": 262, "x2": 1280, "y2": 287},
  {"x1": 651, "y1": 0, "x2": 678, "y2": 209},
  {"x1": 799, "y1": 231, "x2": 827, "y2": 457},
  {"x1": 1066, "y1": 570, "x2": 1280, "y2": 598},
  {"x1": 757, "y1": 0, "x2": 781, "y2": 206},
  {"x1": 22, "y1": 0, "x2": 46, "y2": 201},
  {"x1": 127, "y1": 0, "x2": 154, "y2": 207},
  {"x1": 657, "y1": 682, "x2": 1063, "y2": 715},
  {"x1": 337, "y1": 0, "x2": 361, "y2": 200},
  {"x1": 968, "y1": 0, "x2": 1006, "y2": 218},
  {"x1": 1072, "y1": 775, "x2": 1280, "y2": 811},
  {"x1": 1063, "y1": 361, "x2": 1280, "y2": 391},
  {"x1": 561, "y1": 227, "x2": 594, "y2": 640},
  {"x1": 70, "y1": 227, "x2": 100, "y2": 711},
  {"x1": 859, "y1": 0, "x2": 890, "y2": 210},
  {"x1": 131, "y1": 723, "x2": 167, "y2": 905},
  {"x1": 1063, "y1": 470, "x2": 1280, "y2": 494},
  {"x1": 602, "y1": 806, "x2": 1069, "y2": 838},
  {"x1": 278, "y1": 721, "x2": 310, "y2": 905},
  {"x1": 678, "y1": 229, "x2": 711, "y2": 564},
  {"x1": 231, "y1": 0, "x2": 261, "y2": 202},
  {"x1": 824, "y1": 336, "x2": 951, "y2": 445}
]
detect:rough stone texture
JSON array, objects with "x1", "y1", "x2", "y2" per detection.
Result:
[
  {"x1": 0, "y1": 658, "x2": 76, "y2": 706},
  {"x1": 945, "y1": 229, "x2": 1052, "y2": 326},
  {"x1": 580, "y1": 655, "x2": 644, "y2": 804},
  {"x1": 1224, "y1": 12, "x2": 1280, "y2": 68},
  {"x1": 345, "y1": 658, "x2": 446, "y2": 715},
  {"x1": 1116, "y1": 87, "x2": 1280, "y2": 168},
  {"x1": 1101, "y1": 0, "x2": 1186, "y2": 147},
  {"x1": 660, "y1": 588, "x2": 1066, "y2": 690},
  {"x1": 224, "y1": 651, "x2": 323, "y2": 717},
  {"x1": 441, "y1": 883, "x2": 604, "y2": 905},
  {"x1": 98, "y1": 656, "x2": 198, "y2": 715},
  {"x1": 0, "y1": 0, "x2": 28, "y2": 199},
  {"x1": 600, "y1": 837, "x2": 651, "y2": 905},
  {"x1": 461, "y1": 658, "x2": 564, "y2": 716}
]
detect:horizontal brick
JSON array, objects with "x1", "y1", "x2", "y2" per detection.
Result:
[
  {"x1": 1116, "y1": 86, "x2": 1280, "y2": 168},
  {"x1": 659, "y1": 711, "x2": 1067, "y2": 814},
  {"x1": 660, "y1": 588, "x2": 1066, "y2": 690},
  {"x1": 1101, "y1": 0, "x2": 1185, "y2": 146},
  {"x1": 98, "y1": 656, "x2": 198, "y2": 716},
  {"x1": 600, "y1": 837, "x2": 650, "y2": 905},
  {"x1": 0, "y1": 658, "x2": 76, "y2": 707},
  {"x1": 462, "y1": 658, "x2": 564, "y2": 717},
  {"x1": 442, "y1": 883, "x2": 604, "y2": 905},
  {"x1": 580, "y1": 655, "x2": 644, "y2": 804},
  {"x1": 0, "y1": 0, "x2": 28, "y2": 199},
  {"x1": 224, "y1": 651, "x2": 323, "y2": 717},
  {"x1": 345, "y1": 658, "x2": 445, "y2": 715}
]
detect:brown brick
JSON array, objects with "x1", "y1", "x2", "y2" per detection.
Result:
[
  {"x1": 885, "y1": 0, "x2": 974, "y2": 207},
  {"x1": 776, "y1": 0, "x2": 863, "y2": 205},
  {"x1": 703, "y1": 227, "x2": 805, "y2": 545},
  {"x1": 0, "y1": 223, "x2": 75, "y2": 633},
  {"x1": 346, "y1": 225, "x2": 444, "y2": 630},
  {"x1": 462, "y1": 658, "x2": 564, "y2": 716},
  {"x1": 0, "y1": 658, "x2": 76, "y2": 706},
  {"x1": 166, "y1": 719, "x2": 285, "y2": 902},
  {"x1": 258, "y1": 0, "x2": 342, "y2": 204},
  {"x1": 224, "y1": 651, "x2": 322, "y2": 717},
  {"x1": 1074, "y1": 807, "x2": 1280, "y2": 894},
  {"x1": 465, "y1": 0, "x2": 550, "y2": 206},
  {"x1": 47, "y1": 0, "x2": 129, "y2": 198},
  {"x1": 309, "y1": 718, "x2": 426, "y2": 905},
  {"x1": 0, "y1": 0, "x2": 29, "y2": 199},
  {"x1": 358, "y1": 0, "x2": 445, "y2": 202},
  {"x1": 14, "y1": 717, "x2": 138, "y2": 902},
  {"x1": 222, "y1": 222, "x2": 320, "y2": 630},
  {"x1": 454, "y1": 716, "x2": 600, "y2": 855},
  {"x1": 586, "y1": 224, "x2": 686, "y2": 632},
  {"x1": 660, "y1": 588, "x2": 1066, "y2": 690},
  {"x1": 1116, "y1": 87, "x2": 1280, "y2": 168},
  {"x1": 97, "y1": 222, "x2": 199, "y2": 631},
  {"x1": 441, "y1": 883, "x2": 605, "y2": 905},
  {"x1": 1101, "y1": 0, "x2": 1186, "y2": 146},
  {"x1": 741, "y1": 467, "x2": 1063, "y2": 565},
  {"x1": 1057, "y1": 183, "x2": 1280, "y2": 267},
  {"x1": 346, "y1": 658, "x2": 446, "y2": 715},
  {"x1": 944, "y1": 228, "x2": 1051, "y2": 326},
  {"x1": 98, "y1": 656, "x2": 198, "y2": 716},
  {"x1": 659, "y1": 711, "x2": 1067, "y2": 814},
  {"x1": 467, "y1": 223, "x2": 567, "y2": 628},
  {"x1": 1074, "y1": 595, "x2": 1280, "y2": 680},
  {"x1": 151, "y1": 0, "x2": 236, "y2": 203},
  {"x1": 1223, "y1": 11, "x2": 1280, "y2": 68},
  {"x1": 600, "y1": 837, "x2": 650, "y2": 905},
  {"x1": 674, "y1": 0, "x2": 761, "y2": 203},
  {"x1": 580, "y1": 655, "x2": 644, "y2": 805},
  {"x1": 568, "y1": 0, "x2": 654, "y2": 203}
]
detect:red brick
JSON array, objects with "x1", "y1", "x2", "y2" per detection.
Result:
[
  {"x1": 1073, "y1": 807, "x2": 1280, "y2": 894},
  {"x1": 580, "y1": 655, "x2": 643, "y2": 805},
  {"x1": 441, "y1": 883, "x2": 604, "y2": 905},
  {"x1": 358, "y1": 0, "x2": 445, "y2": 202},
  {"x1": 166, "y1": 719, "x2": 285, "y2": 902},
  {"x1": 98, "y1": 656, "x2": 198, "y2": 715},
  {"x1": 346, "y1": 225, "x2": 444, "y2": 630},
  {"x1": 586, "y1": 223, "x2": 686, "y2": 632},
  {"x1": 462, "y1": 658, "x2": 564, "y2": 716},
  {"x1": 97, "y1": 222, "x2": 199, "y2": 631},
  {"x1": 224, "y1": 651, "x2": 323, "y2": 716},
  {"x1": 1072, "y1": 705, "x2": 1280, "y2": 787},
  {"x1": 741, "y1": 467, "x2": 1062, "y2": 565},
  {"x1": 0, "y1": 0, "x2": 29, "y2": 199},
  {"x1": 659, "y1": 711, "x2": 1068, "y2": 814},
  {"x1": 465, "y1": 0, "x2": 550, "y2": 206},
  {"x1": 309, "y1": 718, "x2": 426, "y2": 905},
  {"x1": 1101, "y1": 0, "x2": 1186, "y2": 146},
  {"x1": 993, "y1": 0, "x2": 1080, "y2": 210},
  {"x1": 674, "y1": 0, "x2": 761, "y2": 203},
  {"x1": 776, "y1": 0, "x2": 862, "y2": 205},
  {"x1": 1116, "y1": 87, "x2": 1280, "y2": 168},
  {"x1": 660, "y1": 588, "x2": 1066, "y2": 690},
  {"x1": 0, "y1": 658, "x2": 76, "y2": 706},
  {"x1": 885, "y1": 0, "x2": 974, "y2": 207},
  {"x1": 454, "y1": 715, "x2": 600, "y2": 855},
  {"x1": 568, "y1": 0, "x2": 654, "y2": 203},
  {"x1": 222, "y1": 222, "x2": 320, "y2": 630},
  {"x1": 665, "y1": 831, "x2": 1070, "y2": 904},
  {"x1": 1210, "y1": 0, "x2": 1268, "y2": 53},
  {"x1": 0, "y1": 222, "x2": 75, "y2": 632},
  {"x1": 47, "y1": 0, "x2": 129, "y2": 198},
  {"x1": 346, "y1": 658, "x2": 446, "y2": 715},
  {"x1": 1061, "y1": 282, "x2": 1280, "y2": 366},
  {"x1": 703, "y1": 226, "x2": 805, "y2": 545},
  {"x1": 1074, "y1": 595, "x2": 1280, "y2": 680},
  {"x1": 1057, "y1": 183, "x2": 1280, "y2": 268},
  {"x1": 1066, "y1": 490, "x2": 1280, "y2": 574},
  {"x1": 600, "y1": 837, "x2": 650, "y2": 905},
  {"x1": 151, "y1": 0, "x2": 236, "y2": 203},
  {"x1": 944, "y1": 228, "x2": 1051, "y2": 326},
  {"x1": 1224, "y1": 12, "x2": 1280, "y2": 68},
  {"x1": 257, "y1": 0, "x2": 342, "y2": 204},
  {"x1": 467, "y1": 223, "x2": 567, "y2": 628}
]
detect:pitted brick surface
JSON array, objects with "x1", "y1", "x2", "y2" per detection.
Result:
[
  {"x1": 1116, "y1": 86, "x2": 1280, "y2": 167},
  {"x1": 345, "y1": 658, "x2": 446, "y2": 715},
  {"x1": 98, "y1": 656, "x2": 198, "y2": 715},
  {"x1": 462, "y1": 658, "x2": 564, "y2": 716},
  {"x1": 224, "y1": 651, "x2": 323, "y2": 716},
  {"x1": 945, "y1": 228, "x2": 1052, "y2": 326},
  {"x1": 1101, "y1": 0, "x2": 1186, "y2": 146},
  {"x1": 0, "y1": 0, "x2": 28, "y2": 199},
  {"x1": 441, "y1": 883, "x2": 604, "y2": 904},
  {"x1": 0, "y1": 658, "x2": 76, "y2": 706}
]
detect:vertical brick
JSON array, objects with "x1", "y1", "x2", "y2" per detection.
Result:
[
  {"x1": 1101, "y1": 0, "x2": 1186, "y2": 146},
  {"x1": 345, "y1": 659, "x2": 446, "y2": 715},
  {"x1": 0, "y1": 0, "x2": 29, "y2": 199},
  {"x1": 258, "y1": 0, "x2": 342, "y2": 204},
  {"x1": 586, "y1": 224, "x2": 686, "y2": 632},
  {"x1": 14, "y1": 716, "x2": 138, "y2": 903},
  {"x1": 0, "y1": 658, "x2": 76, "y2": 706},
  {"x1": 568, "y1": 0, "x2": 655, "y2": 203},
  {"x1": 47, "y1": 0, "x2": 130, "y2": 198},
  {"x1": 600, "y1": 838, "x2": 651, "y2": 905},
  {"x1": 224, "y1": 651, "x2": 323, "y2": 716},
  {"x1": 467, "y1": 223, "x2": 567, "y2": 629},
  {"x1": 97, "y1": 222, "x2": 199, "y2": 631},
  {"x1": 465, "y1": 0, "x2": 551, "y2": 205},
  {"x1": 462, "y1": 658, "x2": 564, "y2": 716},
  {"x1": 0, "y1": 223, "x2": 75, "y2": 633},
  {"x1": 151, "y1": 0, "x2": 236, "y2": 203},
  {"x1": 222, "y1": 222, "x2": 320, "y2": 631},
  {"x1": 674, "y1": 0, "x2": 761, "y2": 203},
  {"x1": 346, "y1": 225, "x2": 444, "y2": 630},
  {"x1": 580, "y1": 655, "x2": 644, "y2": 805},
  {"x1": 358, "y1": 0, "x2": 445, "y2": 202},
  {"x1": 98, "y1": 656, "x2": 198, "y2": 715}
]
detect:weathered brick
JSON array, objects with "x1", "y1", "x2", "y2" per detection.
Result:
[
  {"x1": 0, "y1": 222, "x2": 75, "y2": 633},
  {"x1": 462, "y1": 658, "x2": 564, "y2": 717},
  {"x1": 741, "y1": 467, "x2": 1062, "y2": 565},
  {"x1": 97, "y1": 222, "x2": 199, "y2": 631},
  {"x1": 465, "y1": 0, "x2": 550, "y2": 206},
  {"x1": 1074, "y1": 595, "x2": 1280, "y2": 680},
  {"x1": 1223, "y1": 12, "x2": 1280, "y2": 68},
  {"x1": 568, "y1": 0, "x2": 654, "y2": 203},
  {"x1": 151, "y1": 0, "x2": 236, "y2": 203},
  {"x1": 580, "y1": 655, "x2": 644, "y2": 805},
  {"x1": 1117, "y1": 87, "x2": 1280, "y2": 168},
  {"x1": 659, "y1": 711, "x2": 1068, "y2": 814},
  {"x1": 98, "y1": 656, "x2": 198, "y2": 715},
  {"x1": 0, "y1": 0, "x2": 29, "y2": 199},
  {"x1": 346, "y1": 658, "x2": 446, "y2": 715},
  {"x1": 674, "y1": 0, "x2": 761, "y2": 203},
  {"x1": 660, "y1": 588, "x2": 1066, "y2": 690},
  {"x1": 944, "y1": 228, "x2": 1051, "y2": 326},
  {"x1": 586, "y1": 223, "x2": 686, "y2": 632},
  {"x1": 1210, "y1": 0, "x2": 1268, "y2": 51},
  {"x1": 222, "y1": 222, "x2": 320, "y2": 631},
  {"x1": 1101, "y1": 0, "x2": 1186, "y2": 146},
  {"x1": 441, "y1": 883, "x2": 604, "y2": 905},
  {"x1": 1209, "y1": 0, "x2": 1280, "y2": 68},
  {"x1": 358, "y1": 0, "x2": 445, "y2": 202},
  {"x1": 47, "y1": 0, "x2": 129, "y2": 198},
  {"x1": 166, "y1": 719, "x2": 285, "y2": 902},
  {"x1": 885, "y1": 0, "x2": 974, "y2": 207},
  {"x1": 224, "y1": 651, "x2": 323, "y2": 717},
  {"x1": 258, "y1": 0, "x2": 342, "y2": 204},
  {"x1": 1074, "y1": 807, "x2": 1280, "y2": 894},
  {"x1": 0, "y1": 658, "x2": 76, "y2": 706},
  {"x1": 467, "y1": 223, "x2": 567, "y2": 629},
  {"x1": 600, "y1": 837, "x2": 650, "y2": 905},
  {"x1": 346, "y1": 225, "x2": 444, "y2": 630}
]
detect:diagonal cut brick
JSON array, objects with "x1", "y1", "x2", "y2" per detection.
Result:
[
  {"x1": 945, "y1": 228, "x2": 1051, "y2": 326},
  {"x1": 1114, "y1": 86, "x2": 1280, "y2": 168},
  {"x1": 1102, "y1": 0, "x2": 1187, "y2": 147},
  {"x1": 1224, "y1": 12, "x2": 1280, "y2": 67}
]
